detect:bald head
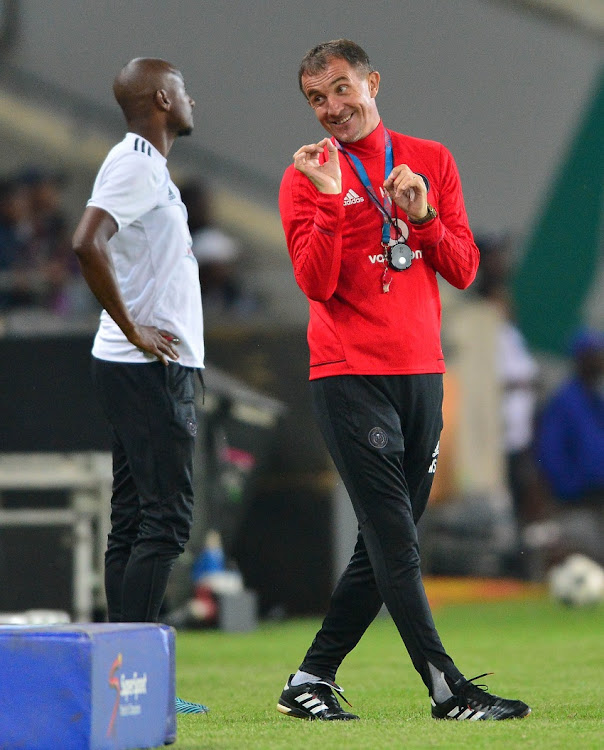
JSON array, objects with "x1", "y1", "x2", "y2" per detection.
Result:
[{"x1": 113, "y1": 57, "x2": 181, "y2": 122}]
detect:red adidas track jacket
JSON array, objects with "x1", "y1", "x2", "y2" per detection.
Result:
[{"x1": 279, "y1": 121, "x2": 479, "y2": 380}]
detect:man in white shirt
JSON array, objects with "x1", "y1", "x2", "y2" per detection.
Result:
[{"x1": 73, "y1": 58, "x2": 207, "y2": 713}]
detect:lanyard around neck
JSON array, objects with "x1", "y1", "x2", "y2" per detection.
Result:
[{"x1": 336, "y1": 129, "x2": 398, "y2": 245}]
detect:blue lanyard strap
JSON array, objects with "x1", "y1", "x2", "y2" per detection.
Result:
[{"x1": 337, "y1": 130, "x2": 396, "y2": 245}]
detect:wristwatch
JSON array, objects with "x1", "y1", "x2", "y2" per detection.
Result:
[{"x1": 408, "y1": 203, "x2": 437, "y2": 225}]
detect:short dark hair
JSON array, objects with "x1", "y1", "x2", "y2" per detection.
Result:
[{"x1": 298, "y1": 39, "x2": 374, "y2": 95}]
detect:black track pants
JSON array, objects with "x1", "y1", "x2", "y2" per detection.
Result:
[
  {"x1": 301, "y1": 374, "x2": 463, "y2": 691},
  {"x1": 92, "y1": 358, "x2": 198, "y2": 623}
]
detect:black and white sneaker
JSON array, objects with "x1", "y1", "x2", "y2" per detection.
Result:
[
  {"x1": 431, "y1": 673, "x2": 531, "y2": 721},
  {"x1": 277, "y1": 674, "x2": 360, "y2": 721}
]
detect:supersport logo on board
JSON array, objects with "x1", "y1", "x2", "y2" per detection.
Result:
[{"x1": 106, "y1": 652, "x2": 149, "y2": 737}]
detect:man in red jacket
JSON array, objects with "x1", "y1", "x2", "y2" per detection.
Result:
[{"x1": 276, "y1": 39, "x2": 530, "y2": 722}]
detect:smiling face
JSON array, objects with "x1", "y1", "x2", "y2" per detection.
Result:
[{"x1": 301, "y1": 57, "x2": 380, "y2": 143}]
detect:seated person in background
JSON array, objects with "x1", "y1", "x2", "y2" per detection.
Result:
[
  {"x1": 19, "y1": 168, "x2": 84, "y2": 315},
  {"x1": 179, "y1": 180, "x2": 257, "y2": 320},
  {"x1": 536, "y1": 328, "x2": 604, "y2": 566},
  {"x1": 0, "y1": 178, "x2": 31, "y2": 309},
  {"x1": 0, "y1": 168, "x2": 89, "y2": 316}
]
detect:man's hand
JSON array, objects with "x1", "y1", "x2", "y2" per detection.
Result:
[
  {"x1": 128, "y1": 325, "x2": 180, "y2": 366},
  {"x1": 383, "y1": 165, "x2": 428, "y2": 221},
  {"x1": 293, "y1": 138, "x2": 342, "y2": 194}
]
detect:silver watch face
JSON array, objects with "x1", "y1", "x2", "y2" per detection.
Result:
[{"x1": 389, "y1": 242, "x2": 413, "y2": 271}]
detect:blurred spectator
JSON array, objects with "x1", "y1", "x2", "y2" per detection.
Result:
[
  {"x1": 19, "y1": 168, "x2": 77, "y2": 314},
  {"x1": 0, "y1": 178, "x2": 30, "y2": 309},
  {"x1": 495, "y1": 291, "x2": 542, "y2": 525},
  {"x1": 179, "y1": 179, "x2": 258, "y2": 321},
  {"x1": 535, "y1": 328, "x2": 604, "y2": 566},
  {"x1": 474, "y1": 235, "x2": 542, "y2": 524},
  {"x1": 0, "y1": 168, "x2": 95, "y2": 317}
]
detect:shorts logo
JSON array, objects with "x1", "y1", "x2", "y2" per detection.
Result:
[
  {"x1": 186, "y1": 418, "x2": 198, "y2": 437},
  {"x1": 368, "y1": 427, "x2": 388, "y2": 449}
]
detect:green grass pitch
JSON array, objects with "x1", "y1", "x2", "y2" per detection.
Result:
[{"x1": 169, "y1": 598, "x2": 603, "y2": 749}]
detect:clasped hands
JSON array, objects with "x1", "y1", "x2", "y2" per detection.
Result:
[{"x1": 293, "y1": 138, "x2": 428, "y2": 221}]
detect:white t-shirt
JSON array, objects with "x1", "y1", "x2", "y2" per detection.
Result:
[
  {"x1": 88, "y1": 132, "x2": 204, "y2": 368},
  {"x1": 497, "y1": 321, "x2": 539, "y2": 452}
]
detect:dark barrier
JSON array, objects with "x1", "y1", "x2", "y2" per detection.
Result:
[
  {"x1": 0, "y1": 335, "x2": 109, "y2": 452},
  {"x1": 0, "y1": 332, "x2": 339, "y2": 618},
  {"x1": 204, "y1": 327, "x2": 337, "y2": 616}
]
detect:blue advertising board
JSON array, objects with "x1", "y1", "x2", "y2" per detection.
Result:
[{"x1": 0, "y1": 623, "x2": 176, "y2": 749}]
